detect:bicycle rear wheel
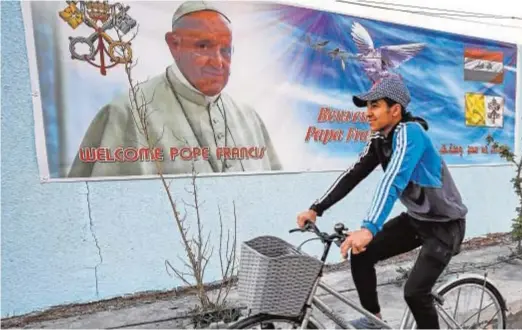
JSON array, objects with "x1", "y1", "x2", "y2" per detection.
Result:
[
  {"x1": 227, "y1": 314, "x2": 318, "y2": 329},
  {"x1": 435, "y1": 276, "x2": 507, "y2": 329}
]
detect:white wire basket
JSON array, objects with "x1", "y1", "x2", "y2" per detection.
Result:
[{"x1": 237, "y1": 235, "x2": 323, "y2": 317}]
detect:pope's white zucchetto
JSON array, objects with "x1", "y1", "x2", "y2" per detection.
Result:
[{"x1": 171, "y1": 0, "x2": 231, "y2": 28}]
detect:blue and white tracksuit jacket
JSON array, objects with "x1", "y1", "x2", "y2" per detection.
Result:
[{"x1": 310, "y1": 117, "x2": 468, "y2": 236}]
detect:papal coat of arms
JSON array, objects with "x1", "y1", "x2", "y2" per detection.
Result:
[
  {"x1": 58, "y1": 0, "x2": 137, "y2": 76},
  {"x1": 487, "y1": 97, "x2": 502, "y2": 125}
]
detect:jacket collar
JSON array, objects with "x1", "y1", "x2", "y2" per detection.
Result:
[{"x1": 380, "y1": 121, "x2": 403, "y2": 143}]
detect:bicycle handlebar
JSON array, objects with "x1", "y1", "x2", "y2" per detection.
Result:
[{"x1": 289, "y1": 220, "x2": 350, "y2": 249}]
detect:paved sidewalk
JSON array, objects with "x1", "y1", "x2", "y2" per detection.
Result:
[{"x1": 2, "y1": 241, "x2": 522, "y2": 329}]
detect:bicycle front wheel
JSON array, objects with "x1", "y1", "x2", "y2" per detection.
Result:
[
  {"x1": 435, "y1": 276, "x2": 507, "y2": 329},
  {"x1": 227, "y1": 314, "x2": 319, "y2": 329}
]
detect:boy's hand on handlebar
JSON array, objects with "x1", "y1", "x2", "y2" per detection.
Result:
[
  {"x1": 296, "y1": 209, "x2": 317, "y2": 228},
  {"x1": 341, "y1": 228, "x2": 373, "y2": 258}
]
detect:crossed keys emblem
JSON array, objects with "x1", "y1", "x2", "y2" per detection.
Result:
[{"x1": 58, "y1": 1, "x2": 137, "y2": 76}]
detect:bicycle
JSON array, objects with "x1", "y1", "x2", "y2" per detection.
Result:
[{"x1": 228, "y1": 220, "x2": 507, "y2": 329}]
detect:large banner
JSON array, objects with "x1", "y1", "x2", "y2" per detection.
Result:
[{"x1": 22, "y1": 1, "x2": 518, "y2": 181}]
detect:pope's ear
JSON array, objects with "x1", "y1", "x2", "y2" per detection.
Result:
[
  {"x1": 166, "y1": 32, "x2": 181, "y2": 46},
  {"x1": 165, "y1": 32, "x2": 180, "y2": 57}
]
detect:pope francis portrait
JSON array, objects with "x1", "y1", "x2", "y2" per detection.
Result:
[{"x1": 67, "y1": 1, "x2": 282, "y2": 178}]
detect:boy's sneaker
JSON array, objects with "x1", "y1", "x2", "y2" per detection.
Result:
[{"x1": 348, "y1": 316, "x2": 384, "y2": 329}]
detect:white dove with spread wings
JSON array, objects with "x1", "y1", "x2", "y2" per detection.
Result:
[{"x1": 350, "y1": 22, "x2": 426, "y2": 83}]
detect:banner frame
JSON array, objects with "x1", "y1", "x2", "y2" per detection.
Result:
[
  {"x1": 21, "y1": 0, "x2": 52, "y2": 182},
  {"x1": 515, "y1": 44, "x2": 522, "y2": 159}
]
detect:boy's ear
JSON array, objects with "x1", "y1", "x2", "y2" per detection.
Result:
[{"x1": 392, "y1": 103, "x2": 402, "y2": 116}]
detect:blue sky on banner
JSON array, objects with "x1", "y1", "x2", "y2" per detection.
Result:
[{"x1": 260, "y1": 3, "x2": 517, "y2": 165}]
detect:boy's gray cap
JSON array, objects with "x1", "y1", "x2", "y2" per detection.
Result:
[
  {"x1": 172, "y1": 1, "x2": 231, "y2": 28},
  {"x1": 353, "y1": 74, "x2": 411, "y2": 109}
]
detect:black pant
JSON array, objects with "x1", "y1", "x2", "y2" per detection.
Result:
[{"x1": 350, "y1": 213, "x2": 465, "y2": 329}]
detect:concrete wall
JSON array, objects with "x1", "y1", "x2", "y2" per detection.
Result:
[{"x1": 1, "y1": 0, "x2": 521, "y2": 318}]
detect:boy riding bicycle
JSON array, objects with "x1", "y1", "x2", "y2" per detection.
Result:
[{"x1": 297, "y1": 74, "x2": 467, "y2": 329}]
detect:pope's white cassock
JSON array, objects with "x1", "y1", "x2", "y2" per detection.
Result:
[{"x1": 67, "y1": 61, "x2": 283, "y2": 178}]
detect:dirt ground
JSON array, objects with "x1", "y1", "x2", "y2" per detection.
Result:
[{"x1": 509, "y1": 310, "x2": 522, "y2": 329}]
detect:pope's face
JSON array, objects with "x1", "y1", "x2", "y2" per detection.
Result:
[{"x1": 166, "y1": 10, "x2": 232, "y2": 96}]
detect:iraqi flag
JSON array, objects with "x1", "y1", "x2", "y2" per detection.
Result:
[{"x1": 464, "y1": 48, "x2": 504, "y2": 84}]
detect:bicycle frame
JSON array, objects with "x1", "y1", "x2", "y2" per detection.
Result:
[
  {"x1": 302, "y1": 277, "x2": 392, "y2": 329},
  {"x1": 294, "y1": 229, "x2": 463, "y2": 330},
  {"x1": 296, "y1": 234, "x2": 394, "y2": 329}
]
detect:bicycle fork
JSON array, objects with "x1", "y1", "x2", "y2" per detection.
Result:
[{"x1": 299, "y1": 276, "x2": 322, "y2": 329}]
